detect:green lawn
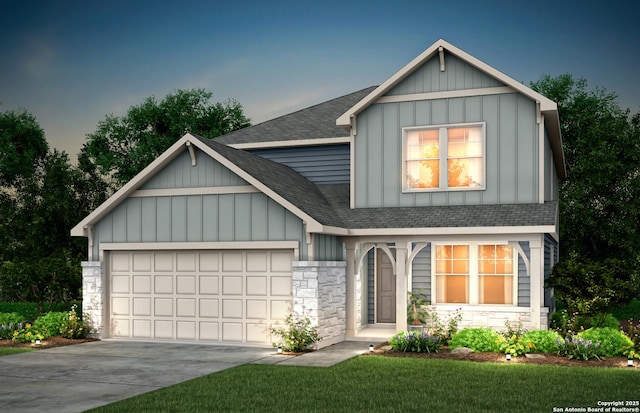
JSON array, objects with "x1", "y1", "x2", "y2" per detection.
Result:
[
  {"x1": 88, "y1": 356, "x2": 639, "y2": 413},
  {"x1": 0, "y1": 347, "x2": 33, "y2": 356}
]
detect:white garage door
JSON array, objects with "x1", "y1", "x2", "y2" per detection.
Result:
[{"x1": 108, "y1": 250, "x2": 293, "y2": 344}]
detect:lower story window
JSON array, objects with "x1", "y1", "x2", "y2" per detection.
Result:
[{"x1": 435, "y1": 243, "x2": 516, "y2": 305}]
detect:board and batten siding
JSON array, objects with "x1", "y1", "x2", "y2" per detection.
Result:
[
  {"x1": 517, "y1": 241, "x2": 531, "y2": 307},
  {"x1": 142, "y1": 150, "x2": 249, "y2": 189},
  {"x1": 386, "y1": 53, "x2": 504, "y2": 95},
  {"x1": 249, "y1": 144, "x2": 350, "y2": 184},
  {"x1": 93, "y1": 192, "x2": 306, "y2": 259},
  {"x1": 354, "y1": 92, "x2": 538, "y2": 208},
  {"x1": 411, "y1": 244, "x2": 431, "y2": 303},
  {"x1": 313, "y1": 234, "x2": 344, "y2": 261}
]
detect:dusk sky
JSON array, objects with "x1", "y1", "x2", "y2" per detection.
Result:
[{"x1": 1, "y1": 0, "x2": 638, "y2": 160}]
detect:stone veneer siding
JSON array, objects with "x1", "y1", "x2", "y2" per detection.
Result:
[
  {"x1": 427, "y1": 306, "x2": 550, "y2": 331},
  {"x1": 292, "y1": 261, "x2": 347, "y2": 349},
  {"x1": 82, "y1": 261, "x2": 105, "y2": 338}
]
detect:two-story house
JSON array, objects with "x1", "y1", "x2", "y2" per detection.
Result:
[{"x1": 72, "y1": 39, "x2": 564, "y2": 348}]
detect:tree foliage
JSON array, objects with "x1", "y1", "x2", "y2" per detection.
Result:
[
  {"x1": 531, "y1": 74, "x2": 640, "y2": 260},
  {"x1": 0, "y1": 109, "x2": 48, "y2": 186},
  {"x1": 80, "y1": 88, "x2": 250, "y2": 191}
]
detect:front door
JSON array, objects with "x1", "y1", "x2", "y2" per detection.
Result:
[{"x1": 376, "y1": 249, "x2": 396, "y2": 323}]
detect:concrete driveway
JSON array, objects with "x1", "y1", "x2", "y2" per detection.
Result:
[{"x1": 0, "y1": 340, "x2": 276, "y2": 413}]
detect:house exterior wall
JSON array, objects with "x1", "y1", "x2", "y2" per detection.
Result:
[
  {"x1": 142, "y1": 150, "x2": 249, "y2": 189},
  {"x1": 386, "y1": 53, "x2": 504, "y2": 95},
  {"x1": 518, "y1": 241, "x2": 531, "y2": 307},
  {"x1": 354, "y1": 92, "x2": 539, "y2": 208},
  {"x1": 544, "y1": 234, "x2": 558, "y2": 313},
  {"x1": 313, "y1": 234, "x2": 344, "y2": 261},
  {"x1": 544, "y1": 128, "x2": 560, "y2": 202},
  {"x1": 411, "y1": 244, "x2": 431, "y2": 302},
  {"x1": 249, "y1": 144, "x2": 350, "y2": 184},
  {"x1": 292, "y1": 261, "x2": 347, "y2": 348}
]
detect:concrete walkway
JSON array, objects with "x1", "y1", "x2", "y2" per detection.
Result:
[{"x1": 0, "y1": 340, "x2": 378, "y2": 413}]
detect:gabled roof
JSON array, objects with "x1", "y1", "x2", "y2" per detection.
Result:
[
  {"x1": 336, "y1": 38, "x2": 566, "y2": 179},
  {"x1": 215, "y1": 87, "x2": 376, "y2": 146}
]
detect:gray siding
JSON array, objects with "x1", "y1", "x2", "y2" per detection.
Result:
[
  {"x1": 544, "y1": 128, "x2": 560, "y2": 202},
  {"x1": 249, "y1": 144, "x2": 349, "y2": 184},
  {"x1": 411, "y1": 243, "x2": 431, "y2": 303},
  {"x1": 354, "y1": 93, "x2": 539, "y2": 208},
  {"x1": 93, "y1": 192, "x2": 306, "y2": 259},
  {"x1": 142, "y1": 150, "x2": 248, "y2": 189},
  {"x1": 517, "y1": 241, "x2": 530, "y2": 307},
  {"x1": 386, "y1": 53, "x2": 503, "y2": 95},
  {"x1": 313, "y1": 234, "x2": 344, "y2": 261}
]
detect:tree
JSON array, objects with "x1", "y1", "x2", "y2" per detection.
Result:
[
  {"x1": 531, "y1": 74, "x2": 640, "y2": 261},
  {"x1": 0, "y1": 109, "x2": 48, "y2": 186},
  {"x1": 80, "y1": 88, "x2": 250, "y2": 191}
]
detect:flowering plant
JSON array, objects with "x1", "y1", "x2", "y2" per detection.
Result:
[
  {"x1": 12, "y1": 323, "x2": 50, "y2": 344},
  {"x1": 496, "y1": 334, "x2": 535, "y2": 357},
  {"x1": 390, "y1": 330, "x2": 441, "y2": 353},
  {"x1": 270, "y1": 313, "x2": 321, "y2": 353},
  {"x1": 556, "y1": 336, "x2": 602, "y2": 361},
  {"x1": 1, "y1": 321, "x2": 23, "y2": 340}
]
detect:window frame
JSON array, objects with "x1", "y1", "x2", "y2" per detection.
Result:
[
  {"x1": 402, "y1": 122, "x2": 486, "y2": 192},
  {"x1": 431, "y1": 242, "x2": 518, "y2": 306}
]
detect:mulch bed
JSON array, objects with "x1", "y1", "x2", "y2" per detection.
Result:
[
  {"x1": 366, "y1": 344, "x2": 637, "y2": 369},
  {"x1": 0, "y1": 336, "x2": 99, "y2": 349}
]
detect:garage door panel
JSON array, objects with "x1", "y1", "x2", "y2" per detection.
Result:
[
  {"x1": 246, "y1": 299, "x2": 267, "y2": 319},
  {"x1": 199, "y1": 276, "x2": 219, "y2": 294},
  {"x1": 177, "y1": 321, "x2": 196, "y2": 340},
  {"x1": 222, "y1": 276, "x2": 242, "y2": 295},
  {"x1": 154, "y1": 253, "x2": 173, "y2": 272},
  {"x1": 155, "y1": 275, "x2": 173, "y2": 294},
  {"x1": 154, "y1": 320, "x2": 173, "y2": 339},
  {"x1": 222, "y1": 299, "x2": 243, "y2": 318},
  {"x1": 133, "y1": 275, "x2": 151, "y2": 294},
  {"x1": 246, "y1": 323, "x2": 268, "y2": 343},
  {"x1": 222, "y1": 322, "x2": 243, "y2": 342},
  {"x1": 246, "y1": 276, "x2": 267, "y2": 295},
  {"x1": 155, "y1": 298, "x2": 173, "y2": 316},
  {"x1": 177, "y1": 298, "x2": 196, "y2": 317},
  {"x1": 132, "y1": 320, "x2": 151, "y2": 338},
  {"x1": 132, "y1": 253, "x2": 152, "y2": 272},
  {"x1": 199, "y1": 321, "x2": 219, "y2": 341},
  {"x1": 199, "y1": 299, "x2": 219, "y2": 317},
  {"x1": 133, "y1": 297, "x2": 151, "y2": 316},
  {"x1": 109, "y1": 249, "x2": 293, "y2": 344},
  {"x1": 177, "y1": 253, "x2": 197, "y2": 272},
  {"x1": 177, "y1": 275, "x2": 196, "y2": 294}
]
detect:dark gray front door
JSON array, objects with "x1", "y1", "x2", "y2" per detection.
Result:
[{"x1": 376, "y1": 249, "x2": 396, "y2": 323}]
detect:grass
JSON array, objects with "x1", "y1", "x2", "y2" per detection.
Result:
[
  {"x1": 87, "y1": 356, "x2": 639, "y2": 413},
  {"x1": 0, "y1": 347, "x2": 33, "y2": 356}
]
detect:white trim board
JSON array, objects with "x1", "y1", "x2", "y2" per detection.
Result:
[
  {"x1": 229, "y1": 137, "x2": 349, "y2": 149},
  {"x1": 130, "y1": 186, "x2": 259, "y2": 197}
]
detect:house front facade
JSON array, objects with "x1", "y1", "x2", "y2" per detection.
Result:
[{"x1": 72, "y1": 39, "x2": 564, "y2": 348}]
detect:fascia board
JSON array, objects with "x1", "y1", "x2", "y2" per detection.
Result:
[
  {"x1": 70, "y1": 134, "x2": 195, "y2": 237},
  {"x1": 346, "y1": 225, "x2": 557, "y2": 237},
  {"x1": 336, "y1": 38, "x2": 559, "y2": 127},
  {"x1": 228, "y1": 137, "x2": 350, "y2": 149}
]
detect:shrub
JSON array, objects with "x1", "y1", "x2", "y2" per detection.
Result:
[
  {"x1": 550, "y1": 309, "x2": 588, "y2": 337},
  {"x1": 270, "y1": 313, "x2": 321, "y2": 353},
  {"x1": 610, "y1": 300, "x2": 640, "y2": 321},
  {"x1": 407, "y1": 290, "x2": 429, "y2": 326},
  {"x1": 496, "y1": 335, "x2": 535, "y2": 357},
  {"x1": 428, "y1": 308, "x2": 462, "y2": 345},
  {"x1": 502, "y1": 319, "x2": 527, "y2": 338},
  {"x1": 34, "y1": 312, "x2": 69, "y2": 337},
  {"x1": 0, "y1": 312, "x2": 26, "y2": 326},
  {"x1": 622, "y1": 319, "x2": 640, "y2": 350},
  {"x1": 0, "y1": 312, "x2": 27, "y2": 340},
  {"x1": 12, "y1": 323, "x2": 50, "y2": 343},
  {"x1": 449, "y1": 328, "x2": 501, "y2": 352},
  {"x1": 556, "y1": 336, "x2": 602, "y2": 361},
  {"x1": 61, "y1": 304, "x2": 91, "y2": 339},
  {"x1": 579, "y1": 327, "x2": 633, "y2": 357},
  {"x1": 522, "y1": 330, "x2": 562, "y2": 353},
  {"x1": 390, "y1": 331, "x2": 440, "y2": 353}
]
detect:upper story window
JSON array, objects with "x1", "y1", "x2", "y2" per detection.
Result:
[{"x1": 403, "y1": 123, "x2": 485, "y2": 191}]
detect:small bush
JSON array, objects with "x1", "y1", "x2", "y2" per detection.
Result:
[
  {"x1": 610, "y1": 299, "x2": 640, "y2": 321},
  {"x1": 12, "y1": 323, "x2": 50, "y2": 343},
  {"x1": 590, "y1": 313, "x2": 620, "y2": 329},
  {"x1": 428, "y1": 308, "x2": 462, "y2": 345},
  {"x1": 622, "y1": 319, "x2": 640, "y2": 349},
  {"x1": 496, "y1": 335, "x2": 535, "y2": 357},
  {"x1": 270, "y1": 313, "x2": 321, "y2": 353},
  {"x1": 522, "y1": 330, "x2": 562, "y2": 353},
  {"x1": 0, "y1": 312, "x2": 26, "y2": 326},
  {"x1": 502, "y1": 319, "x2": 527, "y2": 338},
  {"x1": 449, "y1": 328, "x2": 501, "y2": 352},
  {"x1": 34, "y1": 312, "x2": 69, "y2": 337},
  {"x1": 579, "y1": 327, "x2": 633, "y2": 357},
  {"x1": 390, "y1": 331, "x2": 440, "y2": 353},
  {"x1": 556, "y1": 336, "x2": 602, "y2": 361},
  {"x1": 61, "y1": 304, "x2": 91, "y2": 339}
]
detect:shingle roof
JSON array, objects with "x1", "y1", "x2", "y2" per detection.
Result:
[
  {"x1": 317, "y1": 184, "x2": 558, "y2": 229},
  {"x1": 215, "y1": 87, "x2": 377, "y2": 145}
]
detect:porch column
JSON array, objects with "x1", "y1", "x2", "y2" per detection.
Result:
[
  {"x1": 395, "y1": 243, "x2": 408, "y2": 332},
  {"x1": 345, "y1": 243, "x2": 357, "y2": 338},
  {"x1": 529, "y1": 237, "x2": 543, "y2": 329}
]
